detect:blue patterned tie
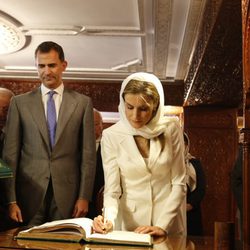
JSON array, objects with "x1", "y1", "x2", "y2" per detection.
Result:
[{"x1": 47, "y1": 91, "x2": 57, "y2": 147}]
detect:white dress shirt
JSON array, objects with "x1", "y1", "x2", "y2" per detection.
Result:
[{"x1": 41, "y1": 83, "x2": 64, "y2": 120}]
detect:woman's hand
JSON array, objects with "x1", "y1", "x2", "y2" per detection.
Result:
[
  {"x1": 134, "y1": 226, "x2": 166, "y2": 236},
  {"x1": 93, "y1": 215, "x2": 113, "y2": 234}
]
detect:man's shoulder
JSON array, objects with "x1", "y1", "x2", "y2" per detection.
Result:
[
  {"x1": 13, "y1": 88, "x2": 40, "y2": 101},
  {"x1": 63, "y1": 88, "x2": 90, "y2": 100},
  {"x1": 102, "y1": 121, "x2": 126, "y2": 138}
]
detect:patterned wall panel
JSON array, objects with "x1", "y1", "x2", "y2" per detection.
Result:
[
  {"x1": 185, "y1": 0, "x2": 242, "y2": 108},
  {"x1": 64, "y1": 81, "x2": 121, "y2": 112},
  {"x1": 0, "y1": 79, "x2": 184, "y2": 112},
  {"x1": 184, "y1": 106, "x2": 238, "y2": 235},
  {"x1": 241, "y1": 0, "x2": 250, "y2": 243}
]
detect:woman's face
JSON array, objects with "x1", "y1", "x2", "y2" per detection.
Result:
[{"x1": 124, "y1": 93, "x2": 155, "y2": 129}]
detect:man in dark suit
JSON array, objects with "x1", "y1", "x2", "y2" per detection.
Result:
[
  {"x1": 2, "y1": 41, "x2": 96, "y2": 226},
  {"x1": 87, "y1": 109, "x2": 104, "y2": 219}
]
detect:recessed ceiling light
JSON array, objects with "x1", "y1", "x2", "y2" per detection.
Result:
[{"x1": 0, "y1": 12, "x2": 26, "y2": 55}]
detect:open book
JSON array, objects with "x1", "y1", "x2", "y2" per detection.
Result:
[
  {"x1": 16, "y1": 217, "x2": 152, "y2": 247},
  {"x1": 0, "y1": 158, "x2": 13, "y2": 178}
]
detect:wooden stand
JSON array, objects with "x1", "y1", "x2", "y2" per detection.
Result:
[
  {"x1": 214, "y1": 221, "x2": 235, "y2": 250},
  {"x1": 242, "y1": 0, "x2": 250, "y2": 247}
]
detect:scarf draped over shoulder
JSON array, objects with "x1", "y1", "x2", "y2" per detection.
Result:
[{"x1": 118, "y1": 72, "x2": 172, "y2": 139}]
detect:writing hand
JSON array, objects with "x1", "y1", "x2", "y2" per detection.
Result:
[{"x1": 93, "y1": 215, "x2": 113, "y2": 234}]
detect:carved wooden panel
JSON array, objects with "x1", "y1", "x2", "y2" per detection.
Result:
[
  {"x1": 64, "y1": 81, "x2": 121, "y2": 112},
  {"x1": 184, "y1": 106, "x2": 238, "y2": 236},
  {"x1": 242, "y1": 0, "x2": 250, "y2": 246},
  {"x1": 0, "y1": 79, "x2": 184, "y2": 112},
  {"x1": 185, "y1": 0, "x2": 242, "y2": 108},
  {"x1": 0, "y1": 79, "x2": 121, "y2": 112},
  {"x1": 184, "y1": 0, "x2": 222, "y2": 96}
]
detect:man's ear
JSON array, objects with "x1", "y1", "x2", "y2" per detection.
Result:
[{"x1": 62, "y1": 60, "x2": 68, "y2": 70}]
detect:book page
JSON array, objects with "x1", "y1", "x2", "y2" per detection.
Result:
[
  {"x1": 0, "y1": 159, "x2": 13, "y2": 178},
  {"x1": 21, "y1": 217, "x2": 93, "y2": 238},
  {"x1": 85, "y1": 243, "x2": 152, "y2": 250},
  {"x1": 88, "y1": 230, "x2": 152, "y2": 246}
]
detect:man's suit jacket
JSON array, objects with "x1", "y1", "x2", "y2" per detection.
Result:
[
  {"x1": 2, "y1": 87, "x2": 96, "y2": 222},
  {"x1": 102, "y1": 119, "x2": 186, "y2": 235},
  {"x1": 87, "y1": 144, "x2": 104, "y2": 219}
]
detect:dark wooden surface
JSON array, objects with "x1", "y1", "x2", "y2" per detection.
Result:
[{"x1": 0, "y1": 228, "x2": 217, "y2": 250}]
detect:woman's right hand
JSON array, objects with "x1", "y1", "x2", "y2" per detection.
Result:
[{"x1": 93, "y1": 215, "x2": 113, "y2": 234}]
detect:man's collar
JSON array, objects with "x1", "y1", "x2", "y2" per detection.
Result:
[{"x1": 41, "y1": 83, "x2": 64, "y2": 96}]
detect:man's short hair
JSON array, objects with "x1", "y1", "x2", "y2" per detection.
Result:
[{"x1": 35, "y1": 41, "x2": 65, "y2": 61}]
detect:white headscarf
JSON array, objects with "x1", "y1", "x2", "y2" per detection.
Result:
[{"x1": 118, "y1": 72, "x2": 169, "y2": 139}]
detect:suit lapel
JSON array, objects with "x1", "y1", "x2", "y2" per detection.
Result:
[
  {"x1": 148, "y1": 137, "x2": 162, "y2": 169},
  {"x1": 55, "y1": 89, "x2": 77, "y2": 145},
  {"x1": 120, "y1": 135, "x2": 149, "y2": 172},
  {"x1": 29, "y1": 88, "x2": 50, "y2": 148},
  {"x1": 119, "y1": 133, "x2": 162, "y2": 173}
]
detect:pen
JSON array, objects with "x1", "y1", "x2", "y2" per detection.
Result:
[{"x1": 102, "y1": 207, "x2": 107, "y2": 231}]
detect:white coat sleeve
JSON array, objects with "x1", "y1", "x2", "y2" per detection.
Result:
[
  {"x1": 100, "y1": 129, "x2": 121, "y2": 227},
  {"x1": 155, "y1": 119, "x2": 186, "y2": 232}
]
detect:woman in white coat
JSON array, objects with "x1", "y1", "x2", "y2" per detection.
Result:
[{"x1": 93, "y1": 72, "x2": 186, "y2": 236}]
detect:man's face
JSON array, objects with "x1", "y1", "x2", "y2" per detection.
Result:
[{"x1": 36, "y1": 49, "x2": 67, "y2": 89}]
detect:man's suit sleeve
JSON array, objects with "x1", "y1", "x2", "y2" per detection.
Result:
[
  {"x1": 2, "y1": 97, "x2": 21, "y2": 203},
  {"x1": 78, "y1": 97, "x2": 96, "y2": 201}
]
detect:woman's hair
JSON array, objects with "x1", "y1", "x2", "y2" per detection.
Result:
[{"x1": 122, "y1": 79, "x2": 160, "y2": 111}]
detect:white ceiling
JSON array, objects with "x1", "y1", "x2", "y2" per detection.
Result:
[{"x1": 0, "y1": 0, "x2": 206, "y2": 81}]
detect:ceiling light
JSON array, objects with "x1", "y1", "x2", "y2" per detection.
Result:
[
  {"x1": 19, "y1": 25, "x2": 85, "y2": 36},
  {"x1": 111, "y1": 58, "x2": 142, "y2": 70},
  {"x1": 0, "y1": 12, "x2": 26, "y2": 55}
]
